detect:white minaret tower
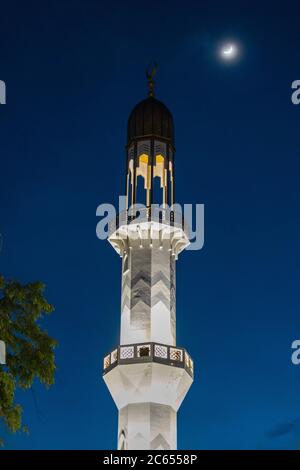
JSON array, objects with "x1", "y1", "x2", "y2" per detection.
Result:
[{"x1": 103, "y1": 69, "x2": 194, "y2": 450}]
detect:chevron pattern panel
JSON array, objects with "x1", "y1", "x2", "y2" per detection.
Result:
[{"x1": 120, "y1": 234, "x2": 176, "y2": 346}]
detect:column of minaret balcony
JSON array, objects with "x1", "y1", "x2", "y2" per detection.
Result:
[{"x1": 103, "y1": 69, "x2": 193, "y2": 450}]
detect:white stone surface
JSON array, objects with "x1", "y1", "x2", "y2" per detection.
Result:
[
  {"x1": 105, "y1": 219, "x2": 193, "y2": 450},
  {"x1": 118, "y1": 403, "x2": 177, "y2": 450},
  {"x1": 103, "y1": 362, "x2": 193, "y2": 412}
]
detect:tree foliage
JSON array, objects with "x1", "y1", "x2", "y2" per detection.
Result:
[{"x1": 0, "y1": 275, "x2": 57, "y2": 445}]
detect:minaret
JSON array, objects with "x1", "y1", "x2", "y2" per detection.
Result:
[{"x1": 103, "y1": 69, "x2": 194, "y2": 450}]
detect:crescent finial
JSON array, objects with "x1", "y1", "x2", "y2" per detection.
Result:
[{"x1": 146, "y1": 62, "x2": 158, "y2": 97}]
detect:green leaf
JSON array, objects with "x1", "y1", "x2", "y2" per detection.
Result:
[{"x1": 0, "y1": 274, "x2": 57, "y2": 444}]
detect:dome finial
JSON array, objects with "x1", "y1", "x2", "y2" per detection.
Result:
[{"x1": 146, "y1": 62, "x2": 158, "y2": 97}]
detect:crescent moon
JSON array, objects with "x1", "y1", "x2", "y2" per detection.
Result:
[{"x1": 223, "y1": 45, "x2": 233, "y2": 55}]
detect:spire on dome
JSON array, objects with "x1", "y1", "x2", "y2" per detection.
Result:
[{"x1": 146, "y1": 62, "x2": 158, "y2": 97}]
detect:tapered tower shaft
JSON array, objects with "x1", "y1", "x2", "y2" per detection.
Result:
[{"x1": 103, "y1": 75, "x2": 193, "y2": 450}]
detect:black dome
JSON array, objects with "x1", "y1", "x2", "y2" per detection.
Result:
[{"x1": 127, "y1": 96, "x2": 174, "y2": 147}]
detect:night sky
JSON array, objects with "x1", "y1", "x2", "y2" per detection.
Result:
[{"x1": 1, "y1": 0, "x2": 300, "y2": 450}]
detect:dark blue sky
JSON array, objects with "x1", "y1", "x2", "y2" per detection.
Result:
[{"x1": 1, "y1": 0, "x2": 300, "y2": 450}]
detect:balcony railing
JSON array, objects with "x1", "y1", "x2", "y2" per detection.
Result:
[
  {"x1": 103, "y1": 342, "x2": 194, "y2": 378},
  {"x1": 108, "y1": 207, "x2": 189, "y2": 239}
]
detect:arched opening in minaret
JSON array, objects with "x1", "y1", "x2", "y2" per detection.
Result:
[
  {"x1": 153, "y1": 154, "x2": 165, "y2": 205},
  {"x1": 136, "y1": 175, "x2": 146, "y2": 206},
  {"x1": 136, "y1": 153, "x2": 149, "y2": 207},
  {"x1": 127, "y1": 160, "x2": 134, "y2": 209},
  {"x1": 152, "y1": 176, "x2": 163, "y2": 205},
  {"x1": 126, "y1": 172, "x2": 131, "y2": 210}
]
